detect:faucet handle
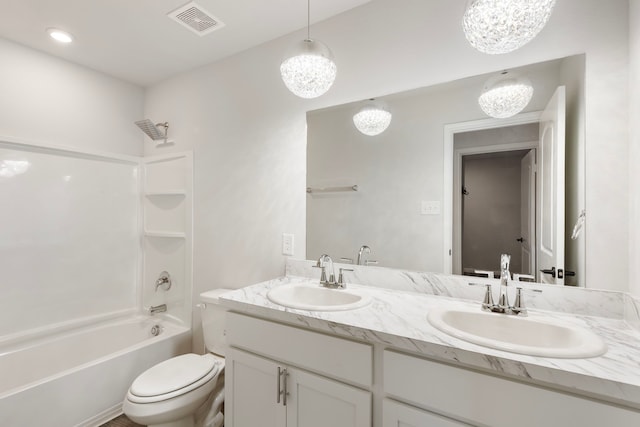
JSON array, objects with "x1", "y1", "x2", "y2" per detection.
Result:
[
  {"x1": 468, "y1": 282, "x2": 494, "y2": 311},
  {"x1": 155, "y1": 271, "x2": 172, "y2": 292},
  {"x1": 339, "y1": 257, "x2": 354, "y2": 264},
  {"x1": 364, "y1": 260, "x2": 378, "y2": 266},
  {"x1": 512, "y1": 287, "x2": 542, "y2": 316},
  {"x1": 513, "y1": 287, "x2": 526, "y2": 316},
  {"x1": 337, "y1": 268, "x2": 354, "y2": 287},
  {"x1": 313, "y1": 264, "x2": 328, "y2": 283}
]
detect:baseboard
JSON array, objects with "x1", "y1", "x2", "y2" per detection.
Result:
[{"x1": 74, "y1": 403, "x2": 123, "y2": 427}]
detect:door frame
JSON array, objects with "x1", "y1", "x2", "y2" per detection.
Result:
[
  {"x1": 443, "y1": 111, "x2": 542, "y2": 274},
  {"x1": 454, "y1": 141, "x2": 538, "y2": 276}
]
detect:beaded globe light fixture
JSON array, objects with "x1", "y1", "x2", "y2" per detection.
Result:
[
  {"x1": 353, "y1": 100, "x2": 392, "y2": 136},
  {"x1": 463, "y1": 0, "x2": 556, "y2": 54},
  {"x1": 478, "y1": 72, "x2": 533, "y2": 119},
  {"x1": 280, "y1": 0, "x2": 337, "y2": 98}
]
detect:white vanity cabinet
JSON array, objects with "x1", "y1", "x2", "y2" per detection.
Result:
[
  {"x1": 383, "y1": 350, "x2": 640, "y2": 427},
  {"x1": 225, "y1": 313, "x2": 372, "y2": 427}
]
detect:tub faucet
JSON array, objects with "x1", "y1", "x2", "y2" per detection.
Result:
[{"x1": 149, "y1": 304, "x2": 167, "y2": 315}]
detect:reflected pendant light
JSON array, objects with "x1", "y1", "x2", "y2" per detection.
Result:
[
  {"x1": 280, "y1": 0, "x2": 337, "y2": 98},
  {"x1": 478, "y1": 71, "x2": 533, "y2": 118},
  {"x1": 353, "y1": 100, "x2": 392, "y2": 136},
  {"x1": 462, "y1": 0, "x2": 556, "y2": 54}
]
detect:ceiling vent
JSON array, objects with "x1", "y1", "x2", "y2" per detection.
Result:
[{"x1": 168, "y1": 1, "x2": 225, "y2": 36}]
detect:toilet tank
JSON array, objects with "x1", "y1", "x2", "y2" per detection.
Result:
[{"x1": 199, "y1": 288, "x2": 233, "y2": 356}]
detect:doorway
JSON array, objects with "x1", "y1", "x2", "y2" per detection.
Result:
[
  {"x1": 460, "y1": 149, "x2": 536, "y2": 277},
  {"x1": 442, "y1": 111, "x2": 542, "y2": 276}
]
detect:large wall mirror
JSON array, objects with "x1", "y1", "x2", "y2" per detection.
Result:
[{"x1": 307, "y1": 54, "x2": 585, "y2": 287}]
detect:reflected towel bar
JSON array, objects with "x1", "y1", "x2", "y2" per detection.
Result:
[{"x1": 306, "y1": 185, "x2": 358, "y2": 194}]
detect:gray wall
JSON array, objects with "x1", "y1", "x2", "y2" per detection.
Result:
[
  {"x1": 630, "y1": 1, "x2": 640, "y2": 298},
  {"x1": 0, "y1": 38, "x2": 143, "y2": 155},
  {"x1": 139, "y1": 0, "x2": 633, "y2": 351},
  {"x1": 462, "y1": 152, "x2": 528, "y2": 274},
  {"x1": 307, "y1": 62, "x2": 559, "y2": 272}
]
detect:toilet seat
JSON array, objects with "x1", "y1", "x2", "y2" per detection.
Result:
[{"x1": 127, "y1": 354, "x2": 223, "y2": 404}]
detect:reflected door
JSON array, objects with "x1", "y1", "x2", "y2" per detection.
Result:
[
  {"x1": 537, "y1": 86, "x2": 566, "y2": 285},
  {"x1": 520, "y1": 149, "x2": 536, "y2": 276}
]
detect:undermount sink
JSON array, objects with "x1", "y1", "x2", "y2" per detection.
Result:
[
  {"x1": 267, "y1": 283, "x2": 371, "y2": 311},
  {"x1": 427, "y1": 308, "x2": 607, "y2": 358}
]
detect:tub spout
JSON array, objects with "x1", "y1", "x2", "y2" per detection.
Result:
[{"x1": 149, "y1": 304, "x2": 167, "y2": 315}]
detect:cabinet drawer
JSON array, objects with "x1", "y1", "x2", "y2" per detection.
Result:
[
  {"x1": 383, "y1": 399, "x2": 471, "y2": 427},
  {"x1": 384, "y1": 350, "x2": 640, "y2": 427},
  {"x1": 226, "y1": 312, "x2": 372, "y2": 387}
]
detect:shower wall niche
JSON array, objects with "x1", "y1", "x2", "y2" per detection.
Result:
[{"x1": 142, "y1": 153, "x2": 193, "y2": 326}]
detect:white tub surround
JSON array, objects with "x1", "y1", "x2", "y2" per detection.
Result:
[
  {"x1": 221, "y1": 263, "x2": 640, "y2": 413},
  {"x1": 0, "y1": 137, "x2": 195, "y2": 425},
  {"x1": 0, "y1": 315, "x2": 190, "y2": 427}
]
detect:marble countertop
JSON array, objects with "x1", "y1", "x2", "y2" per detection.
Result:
[{"x1": 220, "y1": 275, "x2": 640, "y2": 409}]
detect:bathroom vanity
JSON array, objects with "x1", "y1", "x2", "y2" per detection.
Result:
[{"x1": 220, "y1": 260, "x2": 640, "y2": 427}]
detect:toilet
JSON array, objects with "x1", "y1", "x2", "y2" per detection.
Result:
[{"x1": 123, "y1": 289, "x2": 231, "y2": 427}]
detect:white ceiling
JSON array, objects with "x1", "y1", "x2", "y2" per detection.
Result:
[{"x1": 0, "y1": 0, "x2": 371, "y2": 87}]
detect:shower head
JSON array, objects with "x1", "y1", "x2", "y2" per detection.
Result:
[{"x1": 135, "y1": 119, "x2": 169, "y2": 143}]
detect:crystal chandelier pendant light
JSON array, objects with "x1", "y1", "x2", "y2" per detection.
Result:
[
  {"x1": 353, "y1": 100, "x2": 392, "y2": 136},
  {"x1": 462, "y1": 0, "x2": 556, "y2": 54},
  {"x1": 478, "y1": 71, "x2": 533, "y2": 119},
  {"x1": 280, "y1": 0, "x2": 337, "y2": 99}
]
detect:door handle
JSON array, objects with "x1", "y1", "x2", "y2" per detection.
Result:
[
  {"x1": 540, "y1": 267, "x2": 556, "y2": 278},
  {"x1": 516, "y1": 237, "x2": 524, "y2": 243},
  {"x1": 282, "y1": 368, "x2": 289, "y2": 406},
  {"x1": 276, "y1": 367, "x2": 289, "y2": 406},
  {"x1": 277, "y1": 367, "x2": 283, "y2": 404}
]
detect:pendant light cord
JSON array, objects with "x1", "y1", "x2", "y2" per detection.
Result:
[{"x1": 307, "y1": 0, "x2": 310, "y2": 40}]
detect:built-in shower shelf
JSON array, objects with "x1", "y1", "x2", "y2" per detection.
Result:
[
  {"x1": 144, "y1": 191, "x2": 186, "y2": 197},
  {"x1": 144, "y1": 230, "x2": 186, "y2": 238}
]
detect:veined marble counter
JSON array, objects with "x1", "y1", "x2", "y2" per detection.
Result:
[{"x1": 220, "y1": 275, "x2": 640, "y2": 409}]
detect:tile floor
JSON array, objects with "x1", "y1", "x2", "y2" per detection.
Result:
[{"x1": 100, "y1": 414, "x2": 143, "y2": 427}]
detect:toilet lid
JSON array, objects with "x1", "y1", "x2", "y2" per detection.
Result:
[{"x1": 130, "y1": 353, "x2": 219, "y2": 397}]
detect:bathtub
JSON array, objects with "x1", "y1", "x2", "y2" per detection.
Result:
[{"x1": 0, "y1": 314, "x2": 191, "y2": 427}]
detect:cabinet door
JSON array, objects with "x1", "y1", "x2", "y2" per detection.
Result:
[
  {"x1": 226, "y1": 348, "x2": 286, "y2": 427},
  {"x1": 287, "y1": 368, "x2": 371, "y2": 427},
  {"x1": 383, "y1": 399, "x2": 471, "y2": 427}
]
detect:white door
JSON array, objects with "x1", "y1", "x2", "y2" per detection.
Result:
[
  {"x1": 537, "y1": 87, "x2": 566, "y2": 285},
  {"x1": 520, "y1": 150, "x2": 536, "y2": 276},
  {"x1": 287, "y1": 368, "x2": 371, "y2": 427},
  {"x1": 226, "y1": 349, "x2": 286, "y2": 427}
]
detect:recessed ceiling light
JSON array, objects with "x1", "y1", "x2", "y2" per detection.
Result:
[{"x1": 47, "y1": 28, "x2": 74, "y2": 44}]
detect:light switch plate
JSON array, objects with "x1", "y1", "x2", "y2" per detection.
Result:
[{"x1": 282, "y1": 233, "x2": 294, "y2": 256}]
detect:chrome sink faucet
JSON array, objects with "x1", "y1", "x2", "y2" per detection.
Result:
[
  {"x1": 468, "y1": 254, "x2": 541, "y2": 316},
  {"x1": 497, "y1": 253, "x2": 511, "y2": 313},
  {"x1": 357, "y1": 245, "x2": 370, "y2": 265},
  {"x1": 357, "y1": 245, "x2": 378, "y2": 266},
  {"x1": 315, "y1": 254, "x2": 352, "y2": 289}
]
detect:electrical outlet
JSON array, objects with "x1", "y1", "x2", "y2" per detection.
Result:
[
  {"x1": 421, "y1": 201, "x2": 441, "y2": 215},
  {"x1": 282, "y1": 233, "x2": 294, "y2": 256}
]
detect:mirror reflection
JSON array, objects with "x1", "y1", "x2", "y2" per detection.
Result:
[{"x1": 307, "y1": 54, "x2": 585, "y2": 286}]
